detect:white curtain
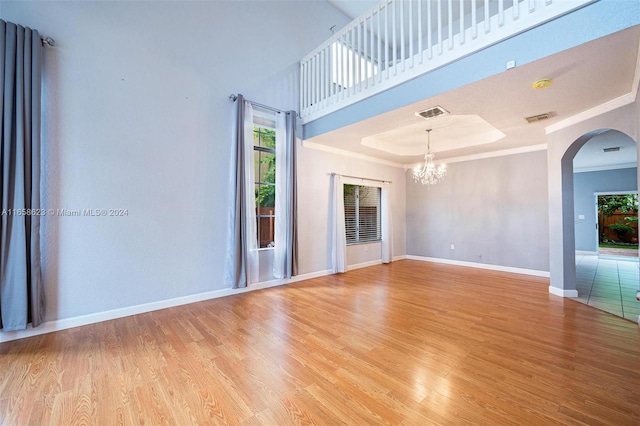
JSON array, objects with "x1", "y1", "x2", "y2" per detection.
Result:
[
  {"x1": 243, "y1": 102, "x2": 260, "y2": 284},
  {"x1": 273, "y1": 112, "x2": 286, "y2": 278},
  {"x1": 330, "y1": 175, "x2": 347, "y2": 273},
  {"x1": 381, "y1": 183, "x2": 394, "y2": 264}
]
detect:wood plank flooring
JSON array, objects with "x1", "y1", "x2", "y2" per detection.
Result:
[{"x1": 1, "y1": 260, "x2": 639, "y2": 425}]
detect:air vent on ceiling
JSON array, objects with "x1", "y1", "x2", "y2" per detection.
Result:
[
  {"x1": 525, "y1": 112, "x2": 553, "y2": 123},
  {"x1": 603, "y1": 147, "x2": 620, "y2": 152},
  {"x1": 415, "y1": 106, "x2": 448, "y2": 120}
]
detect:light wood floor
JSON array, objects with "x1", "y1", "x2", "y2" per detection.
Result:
[{"x1": 1, "y1": 260, "x2": 639, "y2": 425}]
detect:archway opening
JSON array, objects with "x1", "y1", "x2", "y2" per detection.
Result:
[{"x1": 567, "y1": 129, "x2": 639, "y2": 320}]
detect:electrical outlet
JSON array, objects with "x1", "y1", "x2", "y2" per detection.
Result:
[
  {"x1": 506, "y1": 60, "x2": 516, "y2": 70},
  {"x1": 450, "y1": 244, "x2": 455, "y2": 250}
]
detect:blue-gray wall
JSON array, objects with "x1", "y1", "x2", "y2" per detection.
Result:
[
  {"x1": 406, "y1": 150, "x2": 549, "y2": 272},
  {"x1": 574, "y1": 167, "x2": 638, "y2": 252}
]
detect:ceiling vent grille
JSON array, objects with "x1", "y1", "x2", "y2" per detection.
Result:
[
  {"x1": 603, "y1": 147, "x2": 620, "y2": 152},
  {"x1": 525, "y1": 112, "x2": 553, "y2": 123},
  {"x1": 415, "y1": 106, "x2": 448, "y2": 120}
]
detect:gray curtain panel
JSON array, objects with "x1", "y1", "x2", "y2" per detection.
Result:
[
  {"x1": 228, "y1": 94, "x2": 248, "y2": 289},
  {"x1": 285, "y1": 111, "x2": 298, "y2": 277},
  {"x1": 0, "y1": 20, "x2": 44, "y2": 331}
]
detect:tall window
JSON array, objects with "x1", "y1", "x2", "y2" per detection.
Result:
[
  {"x1": 344, "y1": 184, "x2": 381, "y2": 244},
  {"x1": 254, "y1": 125, "x2": 276, "y2": 248}
]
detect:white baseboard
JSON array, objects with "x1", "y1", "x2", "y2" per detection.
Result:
[
  {"x1": 346, "y1": 254, "x2": 408, "y2": 271},
  {"x1": 548, "y1": 286, "x2": 579, "y2": 298},
  {"x1": 405, "y1": 255, "x2": 550, "y2": 278},
  {"x1": 576, "y1": 250, "x2": 597, "y2": 255},
  {"x1": 347, "y1": 259, "x2": 382, "y2": 271},
  {"x1": 0, "y1": 268, "x2": 333, "y2": 344}
]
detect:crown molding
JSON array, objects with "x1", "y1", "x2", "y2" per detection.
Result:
[
  {"x1": 573, "y1": 163, "x2": 637, "y2": 173},
  {"x1": 429, "y1": 143, "x2": 548, "y2": 166},
  {"x1": 302, "y1": 141, "x2": 405, "y2": 168},
  {"x1": 545, "y1": 92, "x2": 636, "y2": 135}
]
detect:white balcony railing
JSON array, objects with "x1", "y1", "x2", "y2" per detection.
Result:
[{"x1": 300, "y1": 0, "x2": 595, "y2": 123}]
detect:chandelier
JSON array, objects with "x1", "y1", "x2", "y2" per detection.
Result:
[{"x1": 413, "y1": 129, "x2": 446, "y2": 185}]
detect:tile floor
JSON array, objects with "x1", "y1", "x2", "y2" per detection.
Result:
[{"x1": 574, "y1": 253, "x2": 640, "y2": 322}]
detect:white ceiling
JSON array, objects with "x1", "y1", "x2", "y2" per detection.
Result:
[{"x1": 313, "y1": 4, "x2": 640, "y2": 170}]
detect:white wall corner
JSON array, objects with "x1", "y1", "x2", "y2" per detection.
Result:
[{"x1": 548, "y1": 286, "x2": 579, "y2": 298}]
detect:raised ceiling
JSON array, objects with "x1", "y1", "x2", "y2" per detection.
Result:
[{"x1": 308, "y1": 9, "x2": 640, "y2": 170}]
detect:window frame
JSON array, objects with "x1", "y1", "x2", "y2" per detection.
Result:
[
  {"x1": 343, "y1": 183, "x2": 382, "y2": 246},
  {"x1": 253, "y1": 124, "x2": 277, "y2": 250}
]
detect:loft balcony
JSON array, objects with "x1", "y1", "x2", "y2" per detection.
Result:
[{"x1": 300, "y1": 0, "x2": 595, "y2": 124}]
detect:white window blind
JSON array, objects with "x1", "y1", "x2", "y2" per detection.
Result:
[{"x1": 344, "y1": 184, "x2": 381, "y2": 244}]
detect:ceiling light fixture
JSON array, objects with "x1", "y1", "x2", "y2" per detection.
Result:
[{"x1": 413, "y1": 129, "x2": 446, "y2": 185}]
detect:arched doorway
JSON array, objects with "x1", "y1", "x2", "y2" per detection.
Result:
[
  {"x1": 548, "y1": 123, "x2": 638, "y2": 297},
  {"x1": 547, "y1": 102, "x2": 639, "y2": 305},
  {"x1": 570, "y1": 130, "x2": 638, "y2": 320}
]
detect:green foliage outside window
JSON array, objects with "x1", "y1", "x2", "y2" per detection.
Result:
[
  {"x1": 598, "y1": 194, "x2": 638, "y2": 217},
  {"x1": 255, "y1": 127, "x2": 276, "y2": 208}
]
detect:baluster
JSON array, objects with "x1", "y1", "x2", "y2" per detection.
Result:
[
  {"x1": 427, "y1": 0, "x2": 432, "y2": 59},
  {"x1": 529, "y1": 0, "x2": 536, "y2": 13},
  {"x1": 385, "y1": 3, "x2": 390, "y2": 79},
  {"x1": 499, "y1": 0, "x2": 504, "y2": 27},
  {"x1": 357, "y1": 20, "x2": 361, "y2": 91},
  {"x1": 437, "y1": 0, "x2": 442, "y2": 55},
  {"x1": 514, "y1": 0, "x2": 520, "y2": 20},
  {"x1": 472, "y1": 0, "x2": 477, "y2": 39},
  {"x1": 460, "y1": 0, "x2": 465, "y2": 45},
  {"x1": 376, "y1": 8, "x2": 382, "y2": 83},
  {"x1": 340, "y1": 36, "x2": 346, "y2": 100},
  {"x1": 418, "y1": 0, "x2": 423, "y2": 64},
  {"x1": 484, "y1": 0, "x2": 490, "y2": 33},
  {"x1": 351, "y1": 28, "x2": 356, "y2": 95},
  {"x1": 393, "y1": 0, "x2": 397, "y2": 76},
  {"x1": 370, "y1": 13, "x2": 375, "y2": 86},
  {"x1": 409, "y1": 0, "x2": 413, "y2": 69},
  {"x1": 301, "y1": 62, "x2": 306, "y2": 112},
  {"x1": 400, "y1": 0, "x2": 405, "y2": 72},
  {"x1": 448, "y1": 0, "x2": 453, "y2": 50},
  {"x1": 320, "y1": 49, "x2": 325, "y2": 107}
]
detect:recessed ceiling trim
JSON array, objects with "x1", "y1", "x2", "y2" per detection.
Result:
[
  {"x1": 302, "y1": 141, "x2": 404, "y2": 168},
  {"x1": 435, "y1": 143, "x2": 548, "y2": 165}
]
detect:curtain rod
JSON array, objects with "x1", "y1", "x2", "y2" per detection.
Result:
[
  {"x1": 40, "y1": 36, "x2": 55, "y2": 47},
  {"x1": 331, "y1": 173, "x2": 391, "y2": 184},
  {"x1": 229, "y1": 94, "x2": 283, "y2": 114}
]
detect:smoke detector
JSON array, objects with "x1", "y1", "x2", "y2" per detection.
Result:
[
  {"x1": 532, "y1": 78, "x2": 552, "y2": 89},
  {"x1": 415, "y1": 106, "x2": 449, "y2": 120}
]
